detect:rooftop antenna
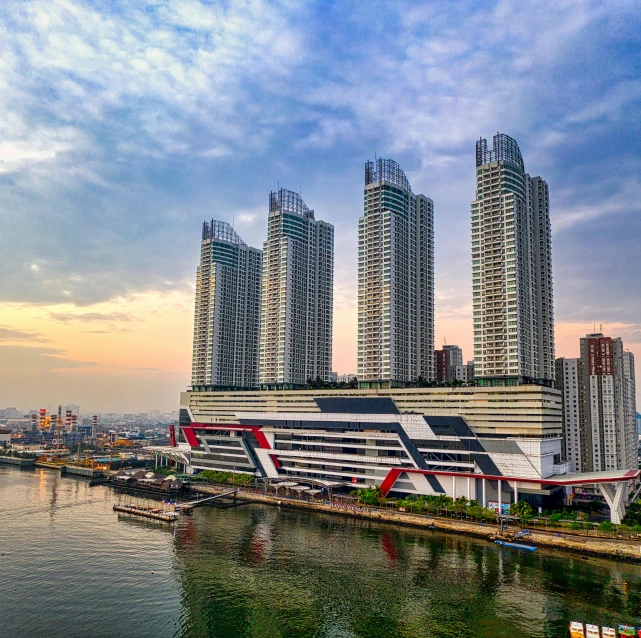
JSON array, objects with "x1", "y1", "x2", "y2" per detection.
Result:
[{"x1": 232, "y1": 214, "x2": 235, "y2": 229}]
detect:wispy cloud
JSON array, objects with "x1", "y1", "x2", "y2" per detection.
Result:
[
  {"x1": 48, "y1": 311, "x2": 135, "y2": 324},
  {"x1": 0, "y1": 326, "x2": 48, "y2": 343},
  {"x1": 0, "y1": 345, "x2": 96, "y2": 371}
]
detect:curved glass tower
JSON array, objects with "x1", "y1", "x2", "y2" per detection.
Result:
[
  {"x1": 357, "y1": 158, "x2": 434, "y2": 386},
  {"x1": 471, "y1": 133, "x2": 554, "y2": 384}
]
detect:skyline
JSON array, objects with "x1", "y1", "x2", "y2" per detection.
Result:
[{"x1": 1, "y1": 1, "x2": 641, "y2": 411}]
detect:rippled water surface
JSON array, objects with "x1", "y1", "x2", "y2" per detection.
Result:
[{"x1": 3, "y1": 467, "x2": 641, "y2": 637}]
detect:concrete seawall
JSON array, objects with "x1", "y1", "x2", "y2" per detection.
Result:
[
  {"x1": 0, "y1": 456, "x2": 35, "y2": 468},
  {"x1": 34, "y1": 462, "x2": 102, "y2": 478},
  {"x1": 193, "y1": 485, "x2": 641, "y2": 563}
]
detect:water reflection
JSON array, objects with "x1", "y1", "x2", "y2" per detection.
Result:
[
  {"x1": 2, "y1": 468, "x2": 641, "y2": 638},
  {"x1": 172, "y1": 507, "x2": 641, "y2": 638}
]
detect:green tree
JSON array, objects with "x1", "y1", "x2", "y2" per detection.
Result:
[
  {"x1": 598, "y1": 521, "x2": 614, "y2": 533},
  {"x1": 509, "y1": 500, "x2": 533, "y2": 519},
  {"x1": 356, "y1": 487, "x2": 383, "y2": 506}
]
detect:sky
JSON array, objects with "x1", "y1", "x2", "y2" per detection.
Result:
[{"x1": 1, "y1": 0, "x2": 640, "y2": 413}]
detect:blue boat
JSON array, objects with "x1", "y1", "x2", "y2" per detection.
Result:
[{"x1": 494, "y1": 540, "x2": 537, "y2": 552}]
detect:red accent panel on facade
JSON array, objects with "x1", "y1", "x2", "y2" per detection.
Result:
[
  {"x1": 182, "y1": 427, "x2": 200, "y2": 447},
  {"x1": 270, "y1": 455, "x2": 282, "y2": 469},
  {"x1": 189, "y1": 422, "x2": 271, "y2": 449},
  {"x1": 253, "y1": 430, "x2": 271, "y2": 449},
  {"x1": 169, "y1": 423, "x2": 176, "y2": 447},
  {"x1": 380, "y1": 468, "x2": 403, "y2": 495}
]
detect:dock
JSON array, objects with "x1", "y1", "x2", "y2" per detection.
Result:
[{"x1": 113, "y1": 504, "x2": 179, "y2": 523}]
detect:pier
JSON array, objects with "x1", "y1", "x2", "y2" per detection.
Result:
[
  {"x1": 179, "y1": 489, "x2": 239, "y2": 512},
  {"x1": 113, "y1": 504, "x2": 179, "y2": 522}
]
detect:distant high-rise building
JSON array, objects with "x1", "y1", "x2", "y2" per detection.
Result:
[
  {"x1": 191, "y1": 220, "x2": 262, "y2": 389},
  {"x1": 259, "y1": 188, "x2": 334, "y2": 388},
  {"x1": 357, "y1": 158, "x2": 434, "y2": 386},
  {"x1": 555, "y1": 357, "x2": 584, "y2": 472},
  {"x1": 466, "y1": 360, "x2": 475, "y2": 384},
  {"x1": 556, "y1": 338, "x2": 637, "y2": 476},
  {"x1": 472, "y1": 133, "x2": 554, "y2": 385},
  {"x1": 435, "y1": 345, "x2": 463, "y2": 383}
]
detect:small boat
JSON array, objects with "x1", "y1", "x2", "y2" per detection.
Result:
[{"x1": 494, "y1": 540, "x2": 536, "y2": 552}]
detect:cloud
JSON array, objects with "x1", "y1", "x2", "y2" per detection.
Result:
[
  {"x1": 48, "y1": 311, "x2": 135, "y2": 324},
  {"x1": 0, "y1": 326, "x2": 48, "y2": 343},
  {"x1": 0, "y1": 345, "x2": 96, "y2": 371}
]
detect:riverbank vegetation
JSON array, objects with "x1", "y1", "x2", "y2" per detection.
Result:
[
  {"x1": 349, "y1": 488, "x2": 641, "y2": 539},
  {"x1": 194, "y1": 470, "x2": 254, "y2": 486}
]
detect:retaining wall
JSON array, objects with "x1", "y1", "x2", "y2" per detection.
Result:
[{"x1": 193, "y1": 485, "x2": 641, "y2": 563}]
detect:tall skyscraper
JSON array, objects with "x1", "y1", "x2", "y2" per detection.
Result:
[
  {"x1": 357, "y1": 158, "x2": 434, "y2": 386},
  {"x1": 579, "y1": 333, "x2": 637, "y2": 473},
  {"x1": 191, "y1": 220, "x2": 262, "y2": 389},
  {"x1": 471, "y1": 133, "x2": 554, "y2": 385},
  {"x1": 259, "y1": 188, "x2": 334, "y2": 388}
]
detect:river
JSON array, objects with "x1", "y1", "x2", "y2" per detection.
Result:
[{"x1": 2, "y1": 466, "x2": 640, "y2": 637}]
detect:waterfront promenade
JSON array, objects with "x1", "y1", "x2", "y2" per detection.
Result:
[{"x1": 193, "y1": 484, "x2": 641, "y2": 562}]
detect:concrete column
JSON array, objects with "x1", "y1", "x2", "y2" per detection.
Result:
[
  {"x1": 482, "y1": 479, "x2": 487, "y2": 508},
  {"x1": 513, "y1": 482, "x2": 519, "y2": 505},
  {"x1": 497, "y1": 480, "x2": 502, "y2": 513},
  {"x1": 467, "y1": 476, "x2": 471, "y2": 501},
  {"x1": 452, "y1": 475, "x2": 456, "y2": 500},
  {"x1": 155, "y1": 454, "x2": 158, "y2": 468},
  {"x1": 598, "y1": 482, "x2": 628, "y2": 524}
]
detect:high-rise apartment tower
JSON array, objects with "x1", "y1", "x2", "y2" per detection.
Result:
[
  {"x1": 259, "y1": 189, "x2": 334, "y2": 388},
  {"x1": 555, "y1": 357, "x2": 583, "y2": 472},
  {"x1": 472, "y1": 133, "x2": 554, "y2": 385},
  {"x1": 579, "y1": 333, "x2": 637, "y2": 473},
  {"x1": 357, "y1": 158, "x2": 434, "y2": 386},
  {"x1": 191, "y1": 220, "x2": 262, "y2": 389}
]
